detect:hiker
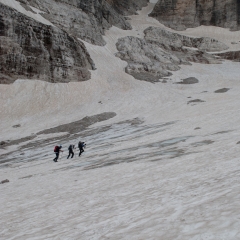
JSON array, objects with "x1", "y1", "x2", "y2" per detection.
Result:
[
  {"x1": 78, "y1": 141, "x2": 86, "y2": 156},
  {"x1": 67, "y1": 144, "x2": 75, "y2": 159},
  {"x1": 53, "y1": 145, "x2": 63, "y2": 162}
]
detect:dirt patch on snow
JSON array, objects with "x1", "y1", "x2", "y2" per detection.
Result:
[
  {"x1": 19, "y1": 175, "x2": 33, "y2": 179},
  {"x1": 191, "y1": 140, "x2": 214, "y2": 147},
  {"x1": 0, "y1": 135, "x2": 37, "y2": 149},
  {"x1": 37, "y1": 112, "x2": 117, "y2": 135}
]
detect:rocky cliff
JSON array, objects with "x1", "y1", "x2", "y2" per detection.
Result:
[
  {"x1": 0, "y1": 3, "x2": 95, "y2": 84},
  {"x1": 149, "y1": 0, "x2": 240, "y2": 31},
  {"x1": 0, "y1": 0, "x2": 149, "y2": 84},
  {"x1": 21, "y1": 0, "x2": 149, "y2": 46}
]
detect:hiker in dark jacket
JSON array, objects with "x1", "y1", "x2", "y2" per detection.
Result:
[
  {"x1": 78, "y1": 141, "x2": 86, "y2": 156},
  {"x1": 53, "y1": 145, "x2": 63, "y2": 162},
  {"x1": 67, "y1": 144, "x2": 75, "y2": 159}
]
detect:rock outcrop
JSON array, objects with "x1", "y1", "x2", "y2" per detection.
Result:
[
  {"x1": 0, "y1": 179, "x2": 9, "y2": 184},
  {"x1": 216, "y1": 51, "x2": 240, "y2": 61},
  {"x1": 115, "y1": 27, "x2": 227, "y2": 82},
  {"x1": 149, "y1": 0, "x2": 240, "y2": 31},
  {"x1": 21, "y1": 0, "x2": 149, "y2": 46},
  {"x1": 0, "y1": 3, "x2": 95, "y2": 84}
]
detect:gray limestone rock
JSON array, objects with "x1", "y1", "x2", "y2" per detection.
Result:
[
  {"x1": 216, "y1": 51, "x2": 240, "y2": 61},
  {"x1": 106, "y1": 0, "x2": 149, "y2": 15},
  {"x1": 1, "y1": 179, "x2": 9, "y2": 184},
  {"x1": 149, "y1": 0, "x2": 240, "y2": 31},
  {"x1": 187, "y1": 99, "x2": 205, "y2": 104},
  {"x1": 116, "y1": 36, "x2": 180, "y2": 82},
  {"x1": 144, "y1": 27, "x2": 229, "y2": 52},
  {"x1": 24, "y1": 0, "x2": 149, "y2": 46},
  {"x1": 115, "y1": 27, "x2": 224, "y2": 82},
  {"x1": 176, "y1": 77, "x2": 199, "y2": 84},
  {"x1": 214, "y1": 88, "x2": 230, "y2": 93},
  {"x1": 0, "y1": 3, "x2": 94, "y2": 84},
  {"x1": 0, "y1": 4, "x2": 94, "y2": 83},
  {"x1": 0, "y1": 0, "x2": 149, "y2": 84}
]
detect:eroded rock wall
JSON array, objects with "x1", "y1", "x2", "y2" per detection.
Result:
[
  {"x1": 106, "y1": 0, "x2": 149, "y2": 15},
  {"x1": 23, "y1": 0, "x2": 149, "y2": 45},
  {"x1": 0, "y1": 0, "x2": 149, "y2": 83},
  {"x1": 0, "y1": 3, "x2": 94, "y2": 84},
  {"x1": 149, "y1": 0, "x2": 240, "y2": 31}
]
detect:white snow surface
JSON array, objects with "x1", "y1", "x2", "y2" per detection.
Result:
[{"x1": 1, "y1": 2, "x2": 240, "y2": 240}]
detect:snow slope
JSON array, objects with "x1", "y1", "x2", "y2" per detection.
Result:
[{"x1": 1, "y1": 1, "x2": 240, "y2": 239}]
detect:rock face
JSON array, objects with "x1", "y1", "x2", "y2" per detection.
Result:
[
  {"x1": 0, "y1": 3, "x2": 95, "y2": 84},
  {"x1": 106, "y1": 0, "x2": 149, "y2": 15},
  {"x1": 149, "y1": 0, "x2": 240, "y2": 31},
  {"x1": 216, "y1": 51, "x2": 240, "y2": 61},
  {"x1": 115, "y1": 27, "x2": 227, "y2": 82},
  {"x1": 25, "y1": 0, "x2": 128, "y2": 46},
  {"x1": 0, "y1": 0, "x2": 149, "y2": 84},
  {"x1": 176, "y1": 77, "x2": 199, "y2": 84},
  {"x1": 23, "y1": 0, "x2": 149, "y2": 46}
]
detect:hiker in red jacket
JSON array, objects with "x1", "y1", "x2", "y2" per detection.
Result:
[{"x1": 53, "y1": 145, "x2": 63, "y2": 162}]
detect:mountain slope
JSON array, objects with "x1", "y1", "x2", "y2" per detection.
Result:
[{"x1": 1, "y1": 1, "x2": 240, "y2": 239}]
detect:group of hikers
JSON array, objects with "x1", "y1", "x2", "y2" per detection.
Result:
[{"x1": 53, "y1": 141, "x2": 86, "y2": 162}]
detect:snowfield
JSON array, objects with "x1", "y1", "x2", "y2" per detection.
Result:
[{"x1": 1, "y1": 1, "x2": 240, "y2": 239}]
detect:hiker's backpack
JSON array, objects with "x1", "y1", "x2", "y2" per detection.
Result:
[
  {"x1": 68, "y1": 145, "x2": 73, "y2": 150},
  {"x1": 54, "y1": 146, "x2": 59, "y2": 152}
]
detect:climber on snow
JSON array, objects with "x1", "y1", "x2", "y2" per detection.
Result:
[
  {"x1": 67, "y1": 144, "x2": 75, "y2": 159},
  {"x1": 53, "y1": 145, "x2": 63, "y2": 162},
  {"x1": 78, "y1": 141, "x2": 86, "y2": 156}
]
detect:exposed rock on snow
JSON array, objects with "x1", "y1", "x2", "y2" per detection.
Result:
[
  {"x1": 176, "y1": 77, "x2": 199, "y2": 84},
  {"x1": 115, "y1": 27, "x2": 224, "y2": 82},
  {"x1": 187, "y1": 99, "x2": 205, "y2": 104},
  {"x1": 144, "y1": 27, "x2": 229, "y2": 52},
  {"x1": 149, "y1": 0, "x2": 240, "y2": 31},
  {"x1": 116, "y1": 36, "x2": 179, "y2": 82},
  {"x1": 0, "y1": 3, "x2": 94, "y2": 84},
  {"x1": 0, "y1": 179, "x2": 9, "y2": 184},
  {"x1": 214, "y1": 88, "x2": 230, "y2": 93},
  {"x1": 12, "y1": 124, "x2": 21, "y2": 128},
  {"x1": 216, "y1": 50, "x2": 240, "y2": 61}
]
